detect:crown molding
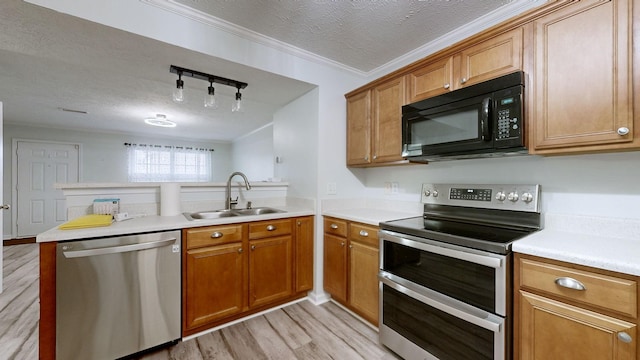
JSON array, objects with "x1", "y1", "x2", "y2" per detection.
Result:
[
  {"x1": 141, "y1": 0, "x2": 542, "y2": 78},
  {"x1": 140, "y1": 0, "x2": 368, "y2": 76}
]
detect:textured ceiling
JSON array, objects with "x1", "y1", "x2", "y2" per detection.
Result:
[
  {"x1": 0, "y1": 0, "x2": 525, "y2": 141},
  {"x1": 172, "y1": 0, "x2": 511, "y2": 72}
]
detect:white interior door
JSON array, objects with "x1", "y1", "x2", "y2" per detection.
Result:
[
  {"x1": 1, "y1": 102, "x2": 4, "y2": 293},
  {"x1": 16, "y1": 141, "x2": 79, "y2": 236}
]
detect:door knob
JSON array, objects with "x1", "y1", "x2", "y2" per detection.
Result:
[{"x1": 1, "y1": 204, "x2": 10, "y2": 210}]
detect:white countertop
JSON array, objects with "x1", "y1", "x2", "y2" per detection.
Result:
[
  {"x1": 36, "y1": 205, "x2": 314, "y2": 243},
  {"x1": 513, "y1": 214, "x2": 640, "y2": 276},
  {"x1": 322, "y1": 208, "x2": 420, "y2": 226}
]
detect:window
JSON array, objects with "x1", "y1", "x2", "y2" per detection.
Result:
[{"x1": 126, "y1": 144, "x2": 213, "y2": 182}]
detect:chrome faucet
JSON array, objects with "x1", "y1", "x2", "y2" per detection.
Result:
[{"x1": 225, "y1": 171, "x2": 251, "y2": 210}]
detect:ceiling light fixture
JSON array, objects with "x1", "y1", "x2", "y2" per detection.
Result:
[
  {"x1": 144, "y1": 114, "x2": 176, "y2": 128},
  {"x1": 204, "y1": 80, "x2": 218, "y2": 109},
  {"x1": 172, "y1": 71, "x2": 185, "y2": 103},
  {"x1": 170, "y1": 65, "x2": 248, "y2": 111}
]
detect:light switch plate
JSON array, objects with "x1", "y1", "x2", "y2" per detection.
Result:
[{"x1": 327, "y1": 182, "x2": 337, "y2": 195}]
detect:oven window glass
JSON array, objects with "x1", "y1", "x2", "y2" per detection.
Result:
[
  {"x1": 382, "y1": 241, "x2": 495, "y2": 312},
  {"x1": 410, "y1": 106, "x2": 479, "y2": 145},
  {"x1": 383, "y1": 285, "x2": 494, "y2": 360}
]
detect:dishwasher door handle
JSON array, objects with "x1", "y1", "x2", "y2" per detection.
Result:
[{"x1": 62, "y1": 238, "x2": 177, "y2": 258}]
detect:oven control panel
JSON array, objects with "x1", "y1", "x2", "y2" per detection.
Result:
[{"x1": 421, "y1": 183, "x2": 540, "y2": 212}]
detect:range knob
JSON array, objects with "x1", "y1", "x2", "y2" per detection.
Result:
[
  {"x1": 424, "y1": 190, "x2": 431, "y2": 197},
  {"x1": 507, "y1": 192, "x2": 519, "y2": 202},
  {"x1": 521, "y1": 192, "x2": 534, "y2": 203},
  {"x1": 495, "y1": 192, "x2": 506, "y2": 201},
  {"x1": 432, "y1": 190, "x2": 439, "y2": 198}
]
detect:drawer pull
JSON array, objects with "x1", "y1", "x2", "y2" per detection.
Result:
[
  {"x1": 266, "y1": 225, "x2": 276, "y2": 231},
  {"x1": 238, "y1": 248, "x2": 243, "y2": 254},
  {"x1": 359, "y1": 230, "x2": 369, "y2": 237},
  {"x1": 251, "y1": 245, "x2": 256, "y2": 251},
  {"x1": 555, "y1": 277, "x2": 586, "y2": 291},
  {"x1": 618, "y1": 332, "x2": 633, "y2": 343},
  {"x1": 330, "y1": 224, "x2": 339, "y2": 229},
  {"x1": 211, "y1": 232, "x2": 223, "y2": 238}
]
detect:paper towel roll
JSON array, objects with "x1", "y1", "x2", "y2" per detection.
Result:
[{"x1": 160, "y1": 183, "x2": 181, "y2": 216}]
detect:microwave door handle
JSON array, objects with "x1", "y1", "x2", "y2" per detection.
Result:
[{"x1": 481, "y1": 97, "x2": 492, "y2": 141}]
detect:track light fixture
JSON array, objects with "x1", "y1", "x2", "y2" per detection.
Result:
[
  {"x1": 173, "y1": 71, "x2": 185, "y2": 103},
  {"x1": 170, "y1": 65, "x2": 247, "y2": 111},
  {"x1": 232, "y1": 86, "x2": 243, "y2": 113}
]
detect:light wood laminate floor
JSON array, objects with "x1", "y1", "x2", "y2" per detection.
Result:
[{"x1": 1, "y1": 244, "x2": 399, "y2": 360}]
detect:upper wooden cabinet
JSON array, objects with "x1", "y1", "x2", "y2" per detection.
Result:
[
  {"x1": 407, "y1": 27, "x2": 524, "y2": 103},
  {"x1": 529, "y1": 0, "x2": 636, "y2": 154},
  {"x1": 346, "y1": 76, "x2": 407, "y2": 167}
]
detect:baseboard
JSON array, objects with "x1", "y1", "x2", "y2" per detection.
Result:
[
  {"x1": 306, "y1": 290, "x2": 331, "y2": 305},
  {"x1": 4, "y1": 237, "x2": 36, "y2": 246}
]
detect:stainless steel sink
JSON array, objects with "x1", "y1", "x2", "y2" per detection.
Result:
[
  {"x1": 184, "y1": 207, "x2": 285, "y2": 221},
  {"x1": 232, "y1": 207, "x2": 285, "y2": 216}
]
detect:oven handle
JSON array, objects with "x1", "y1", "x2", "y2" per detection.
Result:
[
  {"x1": 380, "y1": 231, "x2": 503, "y2": 268},
  {"x1": 379, "y1": 272, "x2": 503, "y2": 333}
]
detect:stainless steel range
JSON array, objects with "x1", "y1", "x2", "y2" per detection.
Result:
[{"x1": 378, "y1": 183, "x2": 541, "y2": 360}]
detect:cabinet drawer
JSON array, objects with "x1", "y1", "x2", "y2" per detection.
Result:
[
  {"x1": 186, "y1": 224, "x2": 244, "y2": 249},
  {"x1": 249, "y1": 219, "x2": 292, "y2": 239},
  {"x1": 349, "y1": 223, "x2": 379, "y2": 248},
  {"x1": 324, "y1": 218, "x2": 347, "y2": 237},
  {"x1": 519, "y1": 258, "x2": 637, "y2": 318}
]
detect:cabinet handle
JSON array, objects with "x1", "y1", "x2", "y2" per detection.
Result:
[
  {"x1": 373, "y1": 155, "x2": 377, "y2": 160},
  {"x1": 349, "y1": 245, "x2": 353, "y2": 249},
  {"x1": 297, "y1": 221, "x2": 301, "y2": 226},
  {"x1": 211, "y1": 232, "x2": 223, "y2": 238},
  {"x1": 238, "y1": 248, "x2": 243, "y2": 254},
  {"x1": 330, "y1": 224, "x2": 339, "y2": 229},
  {"x1": 554, "y1": 277, "x2": 586, "y2": 291},
  {"x1": 359, "y1": 230, "x2": 369, "y2": 237},
  {"x1": 618, "y1": 332, "x2": 633, "y2": 343},
  {"x1": 266, "y1": 225, "x2": 276, "y2": 231},
  {"x1": 364, "y1": 156, "x2": 369, "y2": 161},
  {"x1": 251, "y1": 245, "x2": 256, "y2": 251},
  {"x1": 444, "y1": 83, "x2": 450, "y2": 89},
  {"x1": 617, "y1": 127, "x2": 630, "y2": 136},
  {"x1": 460, "y1": 77, "x2": 468, "y2": 84},
  {"x1": 341, "y1": 242, "x2": 345, "y2": 247}
]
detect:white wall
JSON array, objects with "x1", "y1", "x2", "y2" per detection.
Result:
[
  {"x1": 362, "y1": 151, "x2": 640, "y2": 219},
  {"x1": 273, "y1": 88, "x2": 319, "y2": 199},
  {"x1": 231, "y1": 124, "x2": 274, "y2": 181}
]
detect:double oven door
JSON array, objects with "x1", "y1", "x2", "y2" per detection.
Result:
[{"x1": 379, "y1": 230, "x2": 511, "y2": 360}]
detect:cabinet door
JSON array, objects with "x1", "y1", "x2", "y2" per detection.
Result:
[
  {"x1": 372, "y1": 77, "x2": 406, "y2": 164},
  {"x1": 519, "y1": 291, "x2": 636, "y2": 360},
  {"x1": 323, "y1": 233, "x2": 348, "y2": 303},
  {"x1": 295, "y1": 217, "x2": 314, "y2": 292},
  {"x1": 407, "y1": 57, "x2": 454, "y2": 102},
  {"x1": 348, "y1": 241, "x2": 380, "y2": 325},
  {"x1": 455, "y1": 27, "x2": 523, "y2": 88},
  {"x1": 249, "y1": 236, "x2": 293, "y2": 308},
  {"x1": 531, "y1": 0, "x2": 633, "y2": 152},
  {"x1": 346, "y1": 90, "x2": 372, "y2": 166},
  {"x1": 184, "y1": 242, "x2": 245, "y2": 331}
]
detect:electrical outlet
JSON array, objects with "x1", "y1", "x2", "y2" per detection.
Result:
[
  {"x1": 327, "y1": 182, "x2": 337, "y2": 195},
  {"x1": 391, "y1": 182, "x2": 399, "y2": 194},
  {"x1": 384, "y1": 182, "x2": 392, "y2": 195}
]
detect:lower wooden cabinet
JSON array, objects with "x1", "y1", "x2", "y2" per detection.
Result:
[
  {"x1": 183, "y1": 216, "x2": 314, "y2": 336},
  {"x1": 323, "y1": 217, "x2": 379, "y2": 325},
  {"x1": 515, "y1": 254, "x2": 639, "y2": 360}
]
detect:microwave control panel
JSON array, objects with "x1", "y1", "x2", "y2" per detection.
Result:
[{"x1": 494, "y1": 86, "x2": 523, "y2": 141}]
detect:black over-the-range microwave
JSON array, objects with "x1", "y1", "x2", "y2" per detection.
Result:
[{"x1": 402, "y1": 71, "x2": 526, "y2": 162}]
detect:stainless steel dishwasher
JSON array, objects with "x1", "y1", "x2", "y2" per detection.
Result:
[{"x1": 56, "y1": 230, "x2": 181, "y2": 359}]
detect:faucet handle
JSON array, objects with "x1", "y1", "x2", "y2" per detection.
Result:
[{"x1": 247, "y1": 201, "x2": 252, "y2": 209}]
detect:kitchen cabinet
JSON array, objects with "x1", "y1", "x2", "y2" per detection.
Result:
[
  {"x1": 183, "y1": 216, "x2": 314, "y2": 336},
  {"x1": 528, "y1": 0, "x2": 637, "y2": 154},
  {"x1": 248, "y1": 219, "x2": 293, "y2": 308},
  {"x1": 346, "y1": 76, "x2": 408, "y2": 167},
  {"x1": 407, "y1": 27, "x2": 524, "y2": 103},
  {"x1": 294, "y1": 216, "x2": 314, "y2": 292},
  {"x1": 183, "y1": 224, "x2": 247, "y2": 332},
  {"x1": 515, "y1": 254, "x2": 638, "y2": 360},
  {"x1": 323, "y1": 217, "x2": 380, "y2": 325}
]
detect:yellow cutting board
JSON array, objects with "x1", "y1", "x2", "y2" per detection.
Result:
[{"x1": 58, "y1": 214, "x2": 113, "y2": 230}]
